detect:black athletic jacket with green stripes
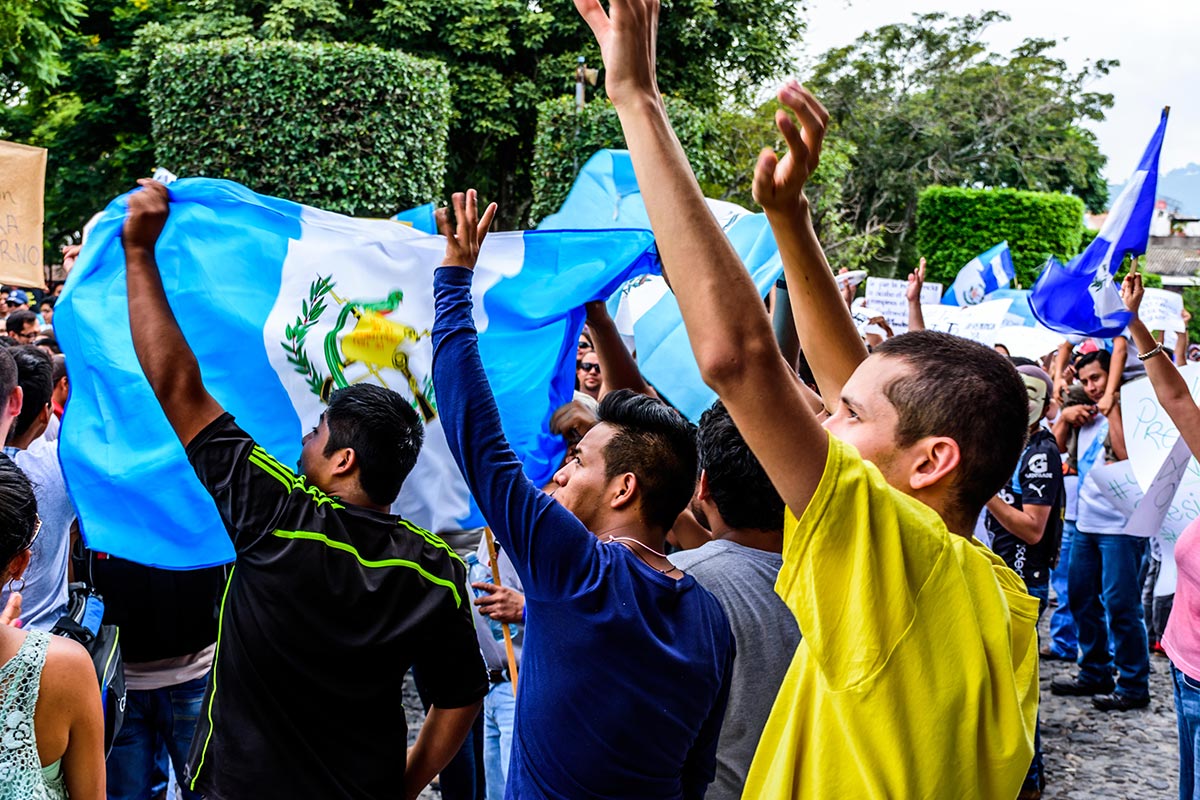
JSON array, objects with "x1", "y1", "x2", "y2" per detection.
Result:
[{"x1": 182, "y1": 413, "x2": 486, "y2": 799}]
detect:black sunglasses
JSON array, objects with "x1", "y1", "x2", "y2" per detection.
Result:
[{"x1": 578, "y1": 362, "x2": 601, "y2": 374}]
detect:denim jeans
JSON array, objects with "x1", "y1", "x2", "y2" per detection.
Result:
[
  {"x1": 1068, "y1": 530, "x2": 1150, "y2": 698},
  {"x1": 1175, "y1": 664, "x2": 1200, "y2": 800},
  {"x1": 483, "y1": 681, "x2": 517, "y2": 800},
  {"x1": 1049, "y1": 521, "x2": 1078, "y2": 658},
  {"x1": 106, "y1": 675, "x2": 209, "y2": 800},
  {"x1": 1024, "y1": 582, "x2": 1050, "y2": 792}
]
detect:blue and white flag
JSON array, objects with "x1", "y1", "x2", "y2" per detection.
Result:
[
  {"x1": 56, "y1": 179, "x2": 657, "y2": 568},
  {"x1": 1030, "y1": 110, "x2": 1170, "y2": 337},
  {"x1": 539, "y1": 150, "x2": 783, "y2": 422},
  {"x1": 942, "y1": 242, "x2": 1015, "y2": 306}
]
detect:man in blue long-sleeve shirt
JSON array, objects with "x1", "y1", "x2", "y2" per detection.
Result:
[{"x1": 431, "y1": 191, "x2": 734, "y2": 800}]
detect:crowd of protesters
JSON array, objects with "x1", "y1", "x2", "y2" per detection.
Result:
[{"x1": 0, "y1": 1, "x2": 1198, "y2": 798}]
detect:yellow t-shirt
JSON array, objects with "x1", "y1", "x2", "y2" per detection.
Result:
[{"x1": 743, "y1": 434, "x2": 1040, "y2": 799}]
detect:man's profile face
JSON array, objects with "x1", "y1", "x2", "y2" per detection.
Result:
[
  {"x1": 1078, "y1": 361, "x2": 1107, "y2": 403},
  {"x1": 822, "y1": 354, "x2": 911, "y2": 488},
  {"x1": 298, "y1": 415, "x2": 339, "y2": 492},
  {"x1": 550, "y1": 422, "x2": 618, "y2": 532},
  {"x1": 12, "y1": 320, "x2": 38, "y2": 343}
]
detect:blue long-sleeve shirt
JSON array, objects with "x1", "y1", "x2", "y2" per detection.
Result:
[{"x1": 432, "y1": 266, "x2": 734, "y2": 800}]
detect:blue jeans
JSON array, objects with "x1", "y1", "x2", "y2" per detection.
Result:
[
  {"x1": 1175, "y1": 664, "x2": 1200, "y2": 800},
  {"x1": 1068, "y1": 530, "x2": 1150, "y2": 698},
  {"x1": 1049, "y1": 521, "x2": 1078, "y2": 658},
  {"x1": 106, "y1": 675, "x2": 208, "y2": 800},
  {"x1": 1024, "y1": 582, "x2": 1050, "y2": 792},
  {"x1": 483, "y1": 681, "x2": 517, "y2": 800}
]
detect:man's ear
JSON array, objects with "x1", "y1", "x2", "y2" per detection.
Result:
[
  {"x1": 610, "y1": 472, "x2": 639, "y2": 511},
  {"x1": 695, "y1": 469, "x2": 711, "y2": 504},
  {"x1": 6, "y1": 386, "x2": 22, "y2": 420},
  {"x1": 907, "y1": 436, "x2": 961, "y2": 492},
  {"x1": 330, "y1": 447, "x2": 357, "y2": 477}
]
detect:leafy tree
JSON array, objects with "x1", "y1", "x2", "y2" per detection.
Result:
[
  {"x1": 807, "y1": 11, "x2": 1114, "y2": 274},
  {"x1": 0, "y1": 0, "x2": 85, "y2": 99}
]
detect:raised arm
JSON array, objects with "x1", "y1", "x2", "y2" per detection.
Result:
[
  {"x1": 1122, "y1": 269, "x2": 1200, "y2": 459},
  {"x1": 906, "y1": 258, "x2": 926, "y2": 332},
  {"x1": 123, "y1": 180, "x2": 223, "y2": 446},
  {"x1": 573, "y1": 0, "x2": 826, "y2": 514},
  {"x1": 1098, "y1": 336, "x2": 1126, "y2": 417},
  {"x1": 431, "y1": 192, "x2": 601, "y2": 597},
  {"x1": 584, "y1": 300, "x2": 656, "y2": 398}
]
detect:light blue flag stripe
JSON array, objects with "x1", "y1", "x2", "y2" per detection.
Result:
[
  {"x1": 539, "y1": 149, "x2": 783, "y2": 422},
  {"x1": 56, "y1": 179, "x2": 657, "y2": 569},
  {"x1": 1030, "y1": 110, "x2": 1169, "y2": 336}
]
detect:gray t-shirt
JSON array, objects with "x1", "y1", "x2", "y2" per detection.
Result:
[
  {"x1": 4, "y1": 439, "x2": 72, "y2": 630},
  {"x1": 669, "y1": 539, "x2": 800, "y2": 800}
]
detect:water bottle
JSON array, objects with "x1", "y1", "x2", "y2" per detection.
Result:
[{"x1": 466, "y1": 552, "x2": 518, "y2": 641}]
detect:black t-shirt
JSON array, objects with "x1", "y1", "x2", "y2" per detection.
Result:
[
  {"x1": 986, "y1": 428, "x2": 1065, "y2": 586},
  {"x1": 182, "y1": 414, "x2": 486, "y2": 799}
]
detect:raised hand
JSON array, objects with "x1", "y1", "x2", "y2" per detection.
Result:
[
  {"x1": 123, "y1": 179, "x2": 170, "y2": 253},
  {"x1": 574, "y1": 0, "x2": 659, "y2": 107},
  {"x1": 436, "y1": 190, "x2": 497, "y2": 270},
  {"x1": 753, "y1": 80, "x2": 829, "y2": 215},
  {"x1": 1121, "y1": 259, "x2": 1144, "y2": 317},
  {"x1": 907, "y1": 258, "x2": 926, "y2": 303}
]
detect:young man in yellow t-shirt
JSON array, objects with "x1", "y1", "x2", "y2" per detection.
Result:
[{"x1": 572, "y1": 0, "x2": 1041, "y2": 796}]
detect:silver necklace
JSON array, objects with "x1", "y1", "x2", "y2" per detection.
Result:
[{"x1": 605, "y1": 535, "x2": 680, "y2": 574}]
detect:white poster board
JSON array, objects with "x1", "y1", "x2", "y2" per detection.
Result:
[
  {"x1": 920, "y1": 299, "x2": 1013, "y2": 346},
  {"x1": 864, "y1": 277, "x2": 943, "y2": 334},
  {"x1": 1138, "y1": 288, "x2": 1186, "y2": 334}
]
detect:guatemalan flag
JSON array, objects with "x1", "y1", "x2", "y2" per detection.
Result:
[
  {"x1": 1030, "y1": 109, "x2": 1170, "y2": 337},
  {"x1": 538, "y1": 150, "x2": 784, "y2": 422},
  {"x1": 55, "y1": 179, "x2": 658, "y2": 568},
  {"x1": 941, "y1": 242, "x2": 1015, "y2": 306}
]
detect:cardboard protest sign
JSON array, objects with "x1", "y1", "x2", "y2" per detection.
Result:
[
  {"x1": 0, "y1": 141, "x2": 48, "y2": 288},
  {"x1": 864, "y1": 277, "x2": 942, "y2": 334}
]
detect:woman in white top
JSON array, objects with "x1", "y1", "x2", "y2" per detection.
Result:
[{"x1": 0, "y1": 455, "x2": 104, "y2": 799}]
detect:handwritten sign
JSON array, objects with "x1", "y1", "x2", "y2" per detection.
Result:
[
  {"x1": 0, "y1": 141, "x2": 48, "y2": 289},
  {"x1": 1138, "y1": 288, "x2": 1186, "y2": 334},
  {"x1": 864, "y1": 277, "x2": 942, "y2": 333},
  {"x1": 1121, "y1": 365, "x2": 1200, "y2": 595},
  {"x1": 920, "y1": 298, "x2": 1012, "y2": 346}
]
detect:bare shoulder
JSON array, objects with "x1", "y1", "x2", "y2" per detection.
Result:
[{"x1": 39, "y1": 637, "x2": 99, "y2": 705}]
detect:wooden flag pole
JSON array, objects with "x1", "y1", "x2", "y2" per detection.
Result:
[{"x1": 484, "y1": 527, "x2": 519, "y2": 696}]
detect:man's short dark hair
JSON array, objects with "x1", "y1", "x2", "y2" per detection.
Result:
[
  {"x1": 9, "y1": 346, "x2": 52, "y2": 440},
  {"x1": 0, "y1": 348, "x2": 16, "y2": 405},
  {"x1": 5, "y1": 309, "x2": 37, "y2": 335},
  {"x1": 874, "y1": 331, "x2": 1028, "y2": 522},
  {"x1": 51, "y1": 355, "x2": 67, "y2": 387},
  {"x1": 1076, "y1": 349, "x2": 1111, "y2": 374},
  {"x1": 323, "y1": 384, "x2": 424, "y2": 506},
  {"x1": 597, "y1": 389, "x2": 698, "y2": 531},
  {"x1": 697, "y1": 400, "x2": 783, "y2": 532}
]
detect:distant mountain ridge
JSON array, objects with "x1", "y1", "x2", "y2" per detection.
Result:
[{"x1": 1109, "y1": 163, "x2": 1200, "y2": 217}]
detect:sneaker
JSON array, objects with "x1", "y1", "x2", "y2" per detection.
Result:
[
  {"x1": 1049, "y1": 676, "x2": 1114, "y2": 696},
  {"x1": 1093, "y1": 692, "x2": 1150, "y2": 712},
  {"x1": 1039, "y1": 645, "x2": 1074, "y2": 662}
]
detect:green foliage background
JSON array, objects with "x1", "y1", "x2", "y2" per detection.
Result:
[
  {"x1": 915, "y1": 186, "x2": 1084, "y2": 288},
  {"x1": 149, "y1": 37, "x2": 449, "y2": 216}
]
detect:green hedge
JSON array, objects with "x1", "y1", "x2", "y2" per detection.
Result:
[
  {"x1": 530, "y1": 96, "x2": 732, "y2": 223},
  {"x1": 148, "y1": 38, "x2": 450, "y2": 217},
  {"x1": 915, "y1": 186, "x2": 1085, "y2": 288}
]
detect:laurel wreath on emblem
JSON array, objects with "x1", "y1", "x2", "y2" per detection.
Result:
[{"x1": 282, "y1": 275, "x2": 334, "y2": 396}]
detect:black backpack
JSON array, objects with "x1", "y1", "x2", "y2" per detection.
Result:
[{"x1": 50, "y1": 583, "x2": 125, "y2": 756}]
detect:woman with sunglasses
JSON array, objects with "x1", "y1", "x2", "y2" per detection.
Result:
[
  {"x1": 0, "y1": 456, "x2": 104, "y2": 799},
  {"x1": 1122, "y1": 267, "x2": 1200, "y2": 800}
]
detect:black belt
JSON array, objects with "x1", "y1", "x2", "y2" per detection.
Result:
[{"x1": 487, "y1": 668, "x2": 509, "y2": 684}]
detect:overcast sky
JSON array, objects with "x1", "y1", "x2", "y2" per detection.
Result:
[{"x1": 795, "y1": 0, "x2": 1197, "y2": 182}]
